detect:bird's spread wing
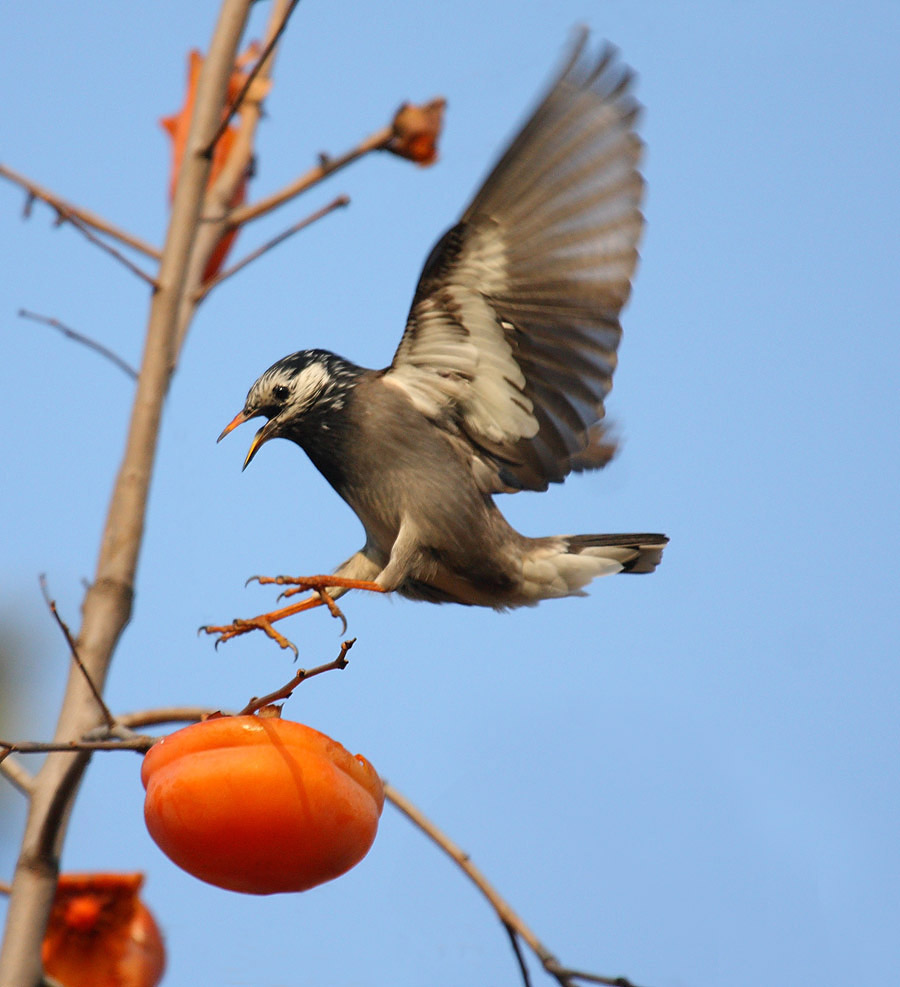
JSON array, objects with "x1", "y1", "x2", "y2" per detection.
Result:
[{"x1": 383, "y1": 33, "x2": 644, "y2": 492}]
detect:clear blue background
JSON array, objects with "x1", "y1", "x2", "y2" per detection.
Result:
[{"x1": 2, "y1": 2, "x2": 898, "y2": 985}]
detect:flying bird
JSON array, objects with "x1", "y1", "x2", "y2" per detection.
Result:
[{"x1": 208, "y1": 33, "x2": 667, "y2": 650}]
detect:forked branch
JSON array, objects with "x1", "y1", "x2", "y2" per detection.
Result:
[
  {"x1": 0, "y1": 163, "x2": 160, "y2": 260},
  {"x1": 385, "y1": 783, "x2": 640, "y2": 987}
]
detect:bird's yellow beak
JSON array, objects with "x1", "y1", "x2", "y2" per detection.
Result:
[
  {"x1": 217, "y1": 409, "x2": 253, "y2": 443},
  {"x1": 217, "y1": 409, "x2": 270, "y2": 471}
]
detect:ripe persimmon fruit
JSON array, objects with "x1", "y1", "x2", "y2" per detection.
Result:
[
  {"x1": 141, "y1": 713, "x2": 384, "y2": 894},
  {"x1": 42, "y1": 872, "x2": 165, "y2": 987}
]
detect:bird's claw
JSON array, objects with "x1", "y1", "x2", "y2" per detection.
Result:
[
  {"x1": 203, "y1": 574, "x2": 381, "y2": 651},
  {"x1": 313, "y1": 588, "x2": 348, "y2": 634},
  {"x1": 199, "y1": 618, "x2": 299, "y2": 656}
]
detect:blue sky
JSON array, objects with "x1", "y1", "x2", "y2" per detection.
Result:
[{"x1": 2, "y1": 2, "x2": 898, "y2": 985}]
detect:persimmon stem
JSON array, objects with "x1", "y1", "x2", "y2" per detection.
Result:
[{"x1": 237, "y1": 639, "x2": 355, "y2": 715}]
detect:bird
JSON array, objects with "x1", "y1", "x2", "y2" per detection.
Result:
[{"x1": 206, "y1": 32, "x2": 667, "y2": 651}]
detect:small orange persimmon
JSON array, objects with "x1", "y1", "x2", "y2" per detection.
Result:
[
  {"x1": 141, "y1": 712, "x2": 384, "y2": 894},
  {"x1": 42, "y1": 872, "x2": 165, "y2": 987}
]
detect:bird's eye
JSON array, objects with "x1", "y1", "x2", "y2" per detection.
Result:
[{"x1": 273, "y1": 385, "x2": 290, "y2": 401}]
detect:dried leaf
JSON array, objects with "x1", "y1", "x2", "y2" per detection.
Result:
[
  {"x1": 388, "y1": 98, "x2": 446, "y2": 166},
  {"x1": 161, "y1": 44, "x2": 268, "y2": 280}
]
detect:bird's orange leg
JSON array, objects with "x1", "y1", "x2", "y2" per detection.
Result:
[
  {"x1": 250, "y1": 574, "x2": 385, "y2": 599},
  {"x1": 200, "y1": 575, "x2": 386, "y2": 654}
]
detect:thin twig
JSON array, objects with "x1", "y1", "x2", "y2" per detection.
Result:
[
  {"x1": 545, "y1": 967, "x2": 638, "y2": 987},
  {"x1": 1, "y1": 738, "x2": 154, "y2": 756},
  {"x1": 204, "y1": 0, "x2": 302, "y2": 155},
  {"x1": 57, "y1": 210, "x2": 157, "y2": 286},
  {"x1": 237, "y1": 639, "x2": 354, "y2": 715},
  {"x1": 0, "y1": 755, "x2": 35, "y2": 795},
  {"x1": 39, "y1": 576, "x2": 116, "y2": 729},
  {"x1": 384, "y1": 783, "x2": 640, "y2": 987},
  {"x1": 196, "y1": 194, "x2": 349, "y2": 300},
  {"x1": 19, "y1": 309, "x2": 138, "y2": 380},
  {"x1": 172, "y1": 0, "x2": 290, "y2": 363},
  {"x1": 504, "y1": 923, "x2": 534, "y2": 987},
  {"x1": 228, "y1": 124, "x2": 394, "y2": 227},
  {"x1": 0, "y1": 162, "x2": 161, "y2": 259},
  {"x1": 117, "y1": 707, "x2": 224, "y2": 730},
  {"x1": 1, "y1": 640, "x2": 356, "y2": 759},
  {"x1": 2, "y1": 640, "x2": 354, "y2": 756}
]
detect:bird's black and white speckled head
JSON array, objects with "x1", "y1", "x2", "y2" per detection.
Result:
[
  {"x1": 218, "y1": 349, "x2": 365, "y2": 469},
  {"x1": 247, "y1": 349, "x2": 361, "y2": 418}
]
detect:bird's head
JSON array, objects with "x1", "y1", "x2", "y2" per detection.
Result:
[{"x1": 218, "y1": 349, "x2": 360, "y2": 469}]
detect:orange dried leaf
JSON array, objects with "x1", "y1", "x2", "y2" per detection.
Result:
[
  {"x1": 161, "y1": 43, "x2": 269, "y2": 280},
  {"x1": 388, "y1": 98, "x2": 446, "y2": 166}
]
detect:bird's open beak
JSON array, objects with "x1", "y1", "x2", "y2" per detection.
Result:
[{"x1": 217, "y1": 409, "x2": 273, "y2": 471}]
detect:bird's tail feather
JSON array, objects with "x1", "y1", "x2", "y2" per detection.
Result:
[
  {"x1": 566, "y1": 533, "x2": 668, "y2": 574},
  {"x1": 521, "y1": 532, "x2": 668, "y2": 601}
]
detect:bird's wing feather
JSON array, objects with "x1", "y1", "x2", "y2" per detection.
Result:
[{"x1": 383, "y1": 32, "x2": 644, "y2": 492}]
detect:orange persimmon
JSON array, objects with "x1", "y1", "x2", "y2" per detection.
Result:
[
  {"x1": 141, "y1": 713, "x2": 384, "y2": 895},
  {"x1": 42, "y1": 872, "x2": 165, "y2": 987}
]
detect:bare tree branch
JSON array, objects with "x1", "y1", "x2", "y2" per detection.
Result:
[
  {"x1": 0, "y1": 755, "x2": 34, "y2": 795},
  {"x1": 1, "y1": 738, "x2": 154, "y2": 757},
  {"x1": 39, "y1": 575, "x2": 116, "y2": 730},
  {"x1": 3, "y1": 678, "x2": 635, "y2": 987},
  {"x1": 0, "y1": 4, "x2": 258, "y2": 983},
  {"x1": 384, "y1": 783, "x2": 640, "y2": 987},
  {"x1": 196, "y1": 194, "x2": 349, "y2": 300},
  {"x1": 205, "y1": 0, "x2": 303, "y2": 155},
  {"x1": 504, "y1": 923, "x2": 534, "y2": 987},
  {"x1": 545, "y1": 966, "x2": 639, "y2": 987},
  {"x1": 18, "y1": 310, "x2": 138, "y2": 380},
  {"x1": 53, "y1": 210, "x2": 157, "y2": 286},
  {"x1": 0, "y1": 163, "x2": 161, "y2": 260},
  {"x1": 228, "y1": 123, "x2": 394, "y2": 227},
  {"x1": 236, "y1": 638, "x2": 354, "y2": 715},
  {"x1": 172, "y1": 0, "x2": 292, "y2": 362},
  {"x1": 116, "y1": 707, "x2": 226, "y2": 730}
]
